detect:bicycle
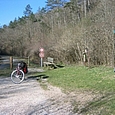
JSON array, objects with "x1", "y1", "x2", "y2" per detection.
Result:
[{"x1": 11, "y1": 61, "x2": 28, "y2": 84}]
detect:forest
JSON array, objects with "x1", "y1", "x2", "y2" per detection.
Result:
[{"x1": 0, "y1": 0, "x2": 115, "y2": 66}]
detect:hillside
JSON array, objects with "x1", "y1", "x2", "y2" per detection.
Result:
[{"x1": 0, "y1": 0, "x2": 115, "y2": 66}]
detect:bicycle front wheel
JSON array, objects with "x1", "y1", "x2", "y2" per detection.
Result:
[{"x1": 11, "y1": 70, "x2": 25, "y2": 84}]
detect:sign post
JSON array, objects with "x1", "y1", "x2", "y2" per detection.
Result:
[
  {"x1": 39, "y1": 48, "x2": 44, "y2": 67},
  {"x1": 41, "y1": 57, "x2": 43, "y2": 67}
]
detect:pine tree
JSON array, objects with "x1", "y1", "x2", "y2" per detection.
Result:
[{"x1": 23, "y1": 4, "x2": 33, "y2": 17}]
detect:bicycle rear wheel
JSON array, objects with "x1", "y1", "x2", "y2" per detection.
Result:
[{"x1": 11, "y1": 70, "x2": 25, "y2": 84}]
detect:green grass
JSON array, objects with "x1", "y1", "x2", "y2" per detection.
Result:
[
  {"x1": 45, "y1": 66, "x2": 115, "y2": 92},
  {"x1": 40, "y1": 65, "x2": 115, "y2": 114},
  {"x1": 0, "y1": 69, "x2": 12, "y2": 77}
]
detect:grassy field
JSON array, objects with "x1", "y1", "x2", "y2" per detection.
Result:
[
  {"x1": 40, "y1": 65, "x2": 115, "y2": 114},
  {"x1": 0, "y1": 69, "x2": 12, "y2": 77},
  {"x1": 45, "y1": 66, "x2": 115, "y2": 92}
]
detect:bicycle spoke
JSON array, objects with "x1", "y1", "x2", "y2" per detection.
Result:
[{"x1": 11, "y1": 70, "x2": 24, "y2": 84}]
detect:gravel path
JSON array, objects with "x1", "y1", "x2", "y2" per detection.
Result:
[
  {"x1": 0, "y1": 74, "x2": 78, "y2": 115},
  {"x1": 0, "y1": 67, "x2": 98, "y2": 115}
]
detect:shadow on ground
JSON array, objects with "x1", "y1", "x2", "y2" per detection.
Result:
[
  {"x1": 27, "y1": 74, "x2": 49, "y2": 81},
  {"x1": 75, "y1": 92, "x2": 115, "y2": 114}
]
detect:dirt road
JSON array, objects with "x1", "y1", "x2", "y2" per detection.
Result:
[
  {"x1": 0, "y1": 56, "x2": 77, "y2": 115},
  {"x1": 0, "y1": 75, "x2": 77, "y2": 115}
]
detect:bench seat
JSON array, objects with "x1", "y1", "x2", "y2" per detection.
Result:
[{"x1": 43, "y1": 57, "x2": 57, "y2": 69}]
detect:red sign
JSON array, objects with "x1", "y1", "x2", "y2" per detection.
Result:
[
  {"x1": 39, "y1": 52, "x2": 44, "y2": 58},
  {"x1": 39, "y1": 48, "x2": 44, "y2": 52}
]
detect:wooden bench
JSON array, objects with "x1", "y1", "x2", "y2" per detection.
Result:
[{"x1": 43, "y1": 57, "x2": 57, "y2": 69}]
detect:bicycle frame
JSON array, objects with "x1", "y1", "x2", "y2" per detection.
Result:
[
  {"x1": 16, "y1": 64, "x2": 22, "y2": 75},
  {"x1": 11, "y1": 63, "x2": 25, "y2": 84}
]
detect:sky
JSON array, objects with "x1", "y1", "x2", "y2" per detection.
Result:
[{"x1": 0, "y1": 0, "x2": 47, "y2": 26}]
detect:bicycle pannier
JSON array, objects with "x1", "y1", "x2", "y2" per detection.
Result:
[{"x1": 18, "y1": 61, "x2": 28, "y2": 74}]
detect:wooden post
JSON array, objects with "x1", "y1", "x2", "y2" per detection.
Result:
[
  {"x1": 83, "y1": 52, "x2": 86, "y2": 66},
  {"x1": 10, "y1": 56, "x2": 13, "y2": 69},
  {"x1": 28, "y1": 56, "x2": 30, "y2": 67},
  {"x1": 83, "y1": 48, "x2": 89, "y2": 67}
]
